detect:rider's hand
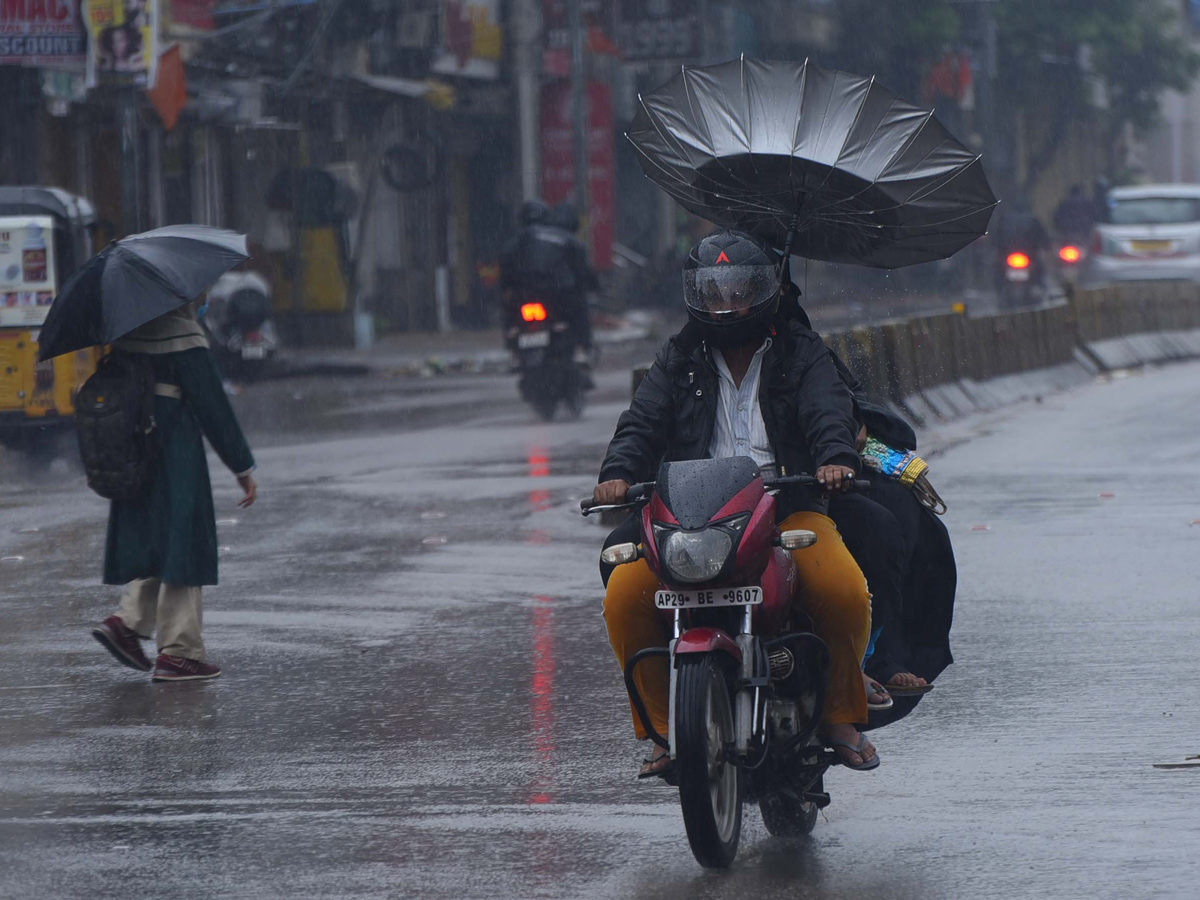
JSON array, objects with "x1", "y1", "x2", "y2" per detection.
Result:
[
  {"x1": 816, "y1": 465, "x2": 855, "y2": 493},
  {"x1": 593, "y1": 479, "x2": 630, "y2": 506},
  {"x1": 237, "y1": 473, "x2": 257, "y2": 509}
]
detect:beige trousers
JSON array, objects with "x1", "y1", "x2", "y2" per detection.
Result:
[{"x1": 116, "y1": 579, "x2": 205, "y2": 661}]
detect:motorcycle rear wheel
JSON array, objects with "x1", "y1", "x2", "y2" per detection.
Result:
[
  {"x1": 758, "y1": 774, "x2": 820, "y2": 837},
  {"x1": 676, "y1": 654, "x2": 742, "y2": 868}
]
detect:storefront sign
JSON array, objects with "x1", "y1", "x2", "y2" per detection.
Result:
[
  {"x1": 0, "y1": 216, "x2": 58, "y2": 327},
  {"x1": 542, "y1": 0, "x2": 606, "y2": 77},
  {"x1": 168, "y1": 0, "x2": 212, "y2": 31},
  {"x1": 540, "y1": 81, "x2": 615, "y2": 270},
  {"x1": 84, "y1": 0, "x2": 158, "y2": 87},
  {"x1": 431, "y1": 0, "x2": 502, "y2": 80},
  {"x1": 0, "y1": 0, "x2": 87, "y2": 66},
  {"x1": 613, "y1": 0, "x2": 698, "y2": 61}
]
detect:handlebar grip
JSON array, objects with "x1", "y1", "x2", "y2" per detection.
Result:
[{"x1": 580, "y1": 482, "x2": 652, "y2": 513}]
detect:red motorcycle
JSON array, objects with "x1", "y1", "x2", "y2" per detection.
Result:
[{"x1": 583, "y1": 457, "x2": 867, "y2": 868}]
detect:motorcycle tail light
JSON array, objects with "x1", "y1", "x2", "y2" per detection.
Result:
[
  {"x1": 1006, "y1": 252, "x2": 1031, "y2": 270},
  {"x1": 521, "y1": 302, "x2": 548, "y2": 322},
  {"x1": 34, "y1": 361, "x2": 54, "y2": 391},
  {"x1": 1058, "y1": 245, "x2": 1082, "y2": 264}
]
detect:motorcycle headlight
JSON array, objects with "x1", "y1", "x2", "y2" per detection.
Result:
[{"x1": 658, "y1": 528, "x2": 733, "y2": 584}]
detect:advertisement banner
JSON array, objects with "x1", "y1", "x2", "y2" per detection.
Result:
[
  {"x1": 85, "y1": 0, "x2": 158, "y2": 87},
  {"x1": 0, "y1": 0, "x2": 87, "y2": 66},
  {"x1": 0, "y1": 216, "x2": 58, "y2": 328},
  {"x1": 432, "y1": 0, "x2": 502, "y2": 80},
  {"x1": 539, "y1": 81, "x2": 615, "y2": 270},
  {"x1": 613, "y1": 0, "x2": 698, "y2": 61},
  {"x1": 541, "y1": 0, "x2": 606, "y2": 77},
  {"x1": 167, "y1": 0, "x2": 212, "y2": 31}
]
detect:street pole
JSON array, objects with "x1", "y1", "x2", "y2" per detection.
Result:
[
  {"x1": 567, "y1": 0, "x2": 589, "y2": 226},
  {"x1": 120, "y1": 95, "x2": 142, "y2": 235},
  {"x1": 512, "y1": 0, "x2": 542, "y2": 201}
]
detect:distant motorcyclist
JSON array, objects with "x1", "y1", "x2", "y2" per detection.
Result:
[
  {"x1": 1053, "y1": 184, "x2": 1094, "y2": 238},
  {"x1": 995, "y1": 198, "x2": 1051, "y2": 294},
  {"x1": 499, "y1": 199, "x2": 598, "y2": 358}
]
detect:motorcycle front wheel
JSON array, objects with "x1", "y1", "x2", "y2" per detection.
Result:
[{"x1": 675, "y1": 654, "x2": 742, "y2": 868}]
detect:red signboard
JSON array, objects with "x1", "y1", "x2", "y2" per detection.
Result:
[
  {"x1": 540, "y1": 80, "x2": 614, "y2": 270},
  {"x1": 169, "y1": 0, "x2": 214, "y2": 30},
  {"x1": 0, "y1": 0, "x2": 87, "y2": 66}
]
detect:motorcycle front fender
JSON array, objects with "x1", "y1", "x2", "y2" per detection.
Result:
[{"x1": 674, "y1": 627, "x2": 742, "y2": 664}]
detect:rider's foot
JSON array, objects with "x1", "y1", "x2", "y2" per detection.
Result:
[
  {"x1": 887, "y1": 671, "x2": 928, "y2": 689},
  {"x1": 863, "y1": 672, "x2": 892, "y2": 709},
  {"x1": 638, "y1": 745, "x2": 672, "y2": 777},
  {"x1": 821, "y1": 723, "x2": 877, "y2": 768}
]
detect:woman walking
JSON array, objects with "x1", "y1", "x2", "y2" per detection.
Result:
[{"x1": 90, "y1": 304, "x2": 256, "y2": 682}]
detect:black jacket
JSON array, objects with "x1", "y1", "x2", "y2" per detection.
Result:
[{"x1": 599, "y1": 317, "x2": 860, "y2": 515}]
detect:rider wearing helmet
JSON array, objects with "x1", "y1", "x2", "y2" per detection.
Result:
[
  {"x1": 594, "y1": 228, "x2": 877, "y2": 776},
  {"x1": 499, "y1": 199, "x2": 598, "y2": 356}
]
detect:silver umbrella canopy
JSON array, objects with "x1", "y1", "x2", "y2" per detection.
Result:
[{"x1": 628, "y1": 57, "x2": 998, "y2": 268}]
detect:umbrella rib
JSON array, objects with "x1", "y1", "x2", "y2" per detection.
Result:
[{"x1": 792, "y1": 69, "x2": 861, "y2": 235}]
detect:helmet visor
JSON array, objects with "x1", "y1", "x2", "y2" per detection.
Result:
[{"x1": 683, "y1": 265, "x2": 781, "y2": 317}]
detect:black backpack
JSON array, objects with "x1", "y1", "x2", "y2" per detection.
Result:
[{"x1": 75, "y1": 351, "x2": 161, "y2": 502}]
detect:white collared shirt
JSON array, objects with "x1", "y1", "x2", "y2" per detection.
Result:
[{"x1": 708, "y1": 339, "x2": 776, "y2": 470}]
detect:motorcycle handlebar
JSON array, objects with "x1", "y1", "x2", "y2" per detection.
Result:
[
  {"x1": 764, "y1": 474, "x2": 871, "y2": 493},
  {"x1": 580, "y1": 474, "x2": 870, "y2": 516},
  {"x1": 580, "y1": 482, "x2": 652, "y2": 516}
]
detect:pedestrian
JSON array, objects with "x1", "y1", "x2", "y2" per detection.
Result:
[{"x1": 90, "y1": 303, "x2": 257, "y2": 682}]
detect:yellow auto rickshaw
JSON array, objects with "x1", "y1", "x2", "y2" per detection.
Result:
[{"x1": 0, "y1": 186, "x2": 100, "y2": 455}]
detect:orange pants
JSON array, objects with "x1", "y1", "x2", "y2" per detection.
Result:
[{"x1": 602, "y1": 511, "x2": 870, "y2": 739}]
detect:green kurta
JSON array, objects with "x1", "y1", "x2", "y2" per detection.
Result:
[{"x1": 104, "y1": 348, "x2": 255, "y2": 587}]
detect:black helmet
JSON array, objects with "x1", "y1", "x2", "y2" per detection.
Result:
[
  {"x1": 549, "y1": 200, "x2": 581, "y2": 233},
  {"x1": 683, "y1": 229, "x2": 782, "y2": 348},
  {"x1": 519, "y1": 200, "x2": 549, "y2": 227}
]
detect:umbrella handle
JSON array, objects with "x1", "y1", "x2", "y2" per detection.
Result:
[{"x1": 779, "y1": 215, "x2": 799, "y2": 276}]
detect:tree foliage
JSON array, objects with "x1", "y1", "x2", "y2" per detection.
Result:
[{"x1": 994, "y1": 0, "x2": 1200, "y2": 136}]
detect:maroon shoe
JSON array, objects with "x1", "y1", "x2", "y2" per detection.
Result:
[
  {"x1": 91, "y1": 616, "x2": 152, "y2": 671},
  {"x1": 152, "y1": 654, "x2": 221, "y2": 682}
]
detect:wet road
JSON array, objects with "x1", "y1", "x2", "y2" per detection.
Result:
[{"x1": 2, "y1": 357, "x2": 1199, "y2": 899}]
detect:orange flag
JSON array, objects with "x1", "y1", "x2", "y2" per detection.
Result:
[{"x1": 148, "y1": 45, "x2": 187, "y2": 131}]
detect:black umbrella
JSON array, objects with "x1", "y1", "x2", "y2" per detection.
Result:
[
  {"x1": 627, "y1": 57, "x2": 998, "y2": 269},
  {"x1": 37, "y1": 225, "x2": 249, "y2": 361}
]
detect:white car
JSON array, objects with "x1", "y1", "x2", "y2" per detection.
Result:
[{"x1": 1084, "y1": 184, "x2": 1200, "y2": 286}]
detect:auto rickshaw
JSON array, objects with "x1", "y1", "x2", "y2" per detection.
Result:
[{"x1": 0, "y1": 186, "x2": 99, "y2": 456}]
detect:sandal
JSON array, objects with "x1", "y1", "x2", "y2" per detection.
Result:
[
  {"x1": 637, "y1": 749, "x2": 675, "y2": 780},
  {"x1": 866, "y1": 678, "x2": 894, "y2": 711},
  {"x1": 827, "y1": 733, "x2": 881, "y2": 771},
  {"x1": 885, "y1": 681, "x2": 934, "y2": 696}
]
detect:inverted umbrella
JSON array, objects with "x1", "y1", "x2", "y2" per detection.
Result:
[
  {"x1": 37, "y1": 225, "x2": 249, "y2": 361},
  {"x1": 627, "y1": 57, "x2": 997, "y2": 268}
]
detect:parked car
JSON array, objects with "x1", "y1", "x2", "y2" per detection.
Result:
[{"x1": 1083, "y1": 184, "x2": 1200, "y2": 286}]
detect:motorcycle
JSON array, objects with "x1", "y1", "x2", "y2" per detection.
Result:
[
  {"x1": 203, "y1": 271, "x2": 278, "y2": 381},
  {"x1": 582, "y1": 457, "x2": 870, "y2": 868},
  {"x1": 505, "y1": 296, "x2": 589, "y2": 421}
]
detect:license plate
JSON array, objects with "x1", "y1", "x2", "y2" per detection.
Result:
[
  {"x1": 1130, "y1": 239, "x2": 1172, "y2": 253},
  {"x1": 518, "y1": 331, "x2": 551, "y2": 349},
  {"x1": 1005, "y1": 268, "x2": 1031, "y2": 282},
  {"x1": 241, "y1": 344, "x2": 267, "y2": 359},
  {"x1": 655, "y1": 586, "x2": 763, "y2": 609}
]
